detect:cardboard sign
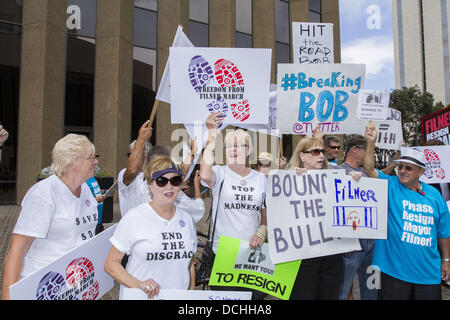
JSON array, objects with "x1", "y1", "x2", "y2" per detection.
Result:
[
  {"x1": 421, "y1": 105, "x2": 450, "y2": 145},
  {"x1": 357, "y1": 89, "x2": 390, "y2": 121},
  {"x1": 400, "y1": 146, "x2": 450, "y2": 183},
  {"x1": 10, "y1": 225, "x2": 116, "y2": 300},
  {"x1": 208, "y1": 236, "x2": 301, "y2": 300},
  {"x1": 170, "y1": 47, "x2": 272, "y2": 125},
  {"x1": 121, "y1": 288, "x2": 252, "y2": 300},
  {"x1": 276, "y1": 63, "x2": 365, "y2": 135},
  {"x1": 374, "y1": 108, "x2": 403, "y2": 151},
  {"x1": 292, "y1": 22, "x2": 334, "y2": 65},
  {"x1": 324, "y1": 174, "x2": 388, "y2": 239},
  {"x1": 266, "y1": 170, "x2": 361, "y2": 264}
]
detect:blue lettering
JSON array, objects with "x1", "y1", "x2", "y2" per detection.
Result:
[{"x1": 299, "y1": 92, "x2": 315, "y2": 121}]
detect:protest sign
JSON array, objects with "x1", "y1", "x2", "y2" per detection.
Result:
[
  {"x1": 10, "y1": 225, "x2": 116, "y2": 300},
  {"x1": 276, "y1": 63, "x2": 365, "y2": 135},
  {"x1": 266, "y1": 170, "x2": 361, "y2": 264},
  {"x1": 324, "y1": 174, "x2": 388, "y2": 239},
  {"x1": 170, "y1": 47, "x2": 271, "y2": 125},
  {"x1": 122, "y1": 288, "x2": 252, "y2": 300},
  {"x1": 421, "y1": 105, "x2": 450, "y2": 145},
  {"x1": 373, "y1": 108, "x2": 403, "y2": 150},
  {"x1": 401, "y1": 146, "x2": 450, "y2": 184},
  {"x1": 292, "y1": 22, "x2": 334, "y2": 64},
  {"x1": 357, "y1": 89, "x2": 390, "y2": 121},
  {"x1": 208, "y1": 236, "x2": 300, "y2": 300}
]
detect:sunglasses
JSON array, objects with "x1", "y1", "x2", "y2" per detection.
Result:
[
  {"x1": 155, "y1": 176, "x2": 183, "y2": 187},
  {"x1": 303, "y1": 148, "x2": 326, "y2": 156},
  {"x1": 327, "y1": 146, "x2": 340, "y2": 150},
  {"x1": 398, "y1": 164, "x2": 414, "y2": 172}
]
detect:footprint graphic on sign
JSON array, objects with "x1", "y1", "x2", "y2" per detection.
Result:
[
  {"x1": 188, "y1": 55, "x2": 229, "y2": 125},
  {"x1": 36, "y1": 271, "x2": 66, "y2": 300},
  {"x1": 424, "y1": 148, "x2": 446, "y2": 180},
  {"x1": 214, "y1": 59, "x2": 250, "y2": 122}
]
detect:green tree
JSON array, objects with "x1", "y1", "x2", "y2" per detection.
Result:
[{"x1": 389, "y1": 85, "x2": 441, "y2": 146}]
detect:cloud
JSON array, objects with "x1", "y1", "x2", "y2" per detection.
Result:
[{"x1": 341, "y1": 35, "x2": 394, "y2": 78}]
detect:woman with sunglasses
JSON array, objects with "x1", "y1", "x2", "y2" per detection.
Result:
[
  {"x1": 200, "y1": 113, "x2": 267, "y2": 293},
  {"x1": 287, "y1": 135, "x2": 345, "y2": 300},
  {"x1": 105, "y1": 156, "x2": 197, "y2": 299},
  {"x1": 2, "y1": 134, "x2": 99, "y2": 299}
]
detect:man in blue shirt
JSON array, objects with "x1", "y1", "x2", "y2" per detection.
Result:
[{"x1": 363, "y1": 122, "x2": 450, "y2": 299}]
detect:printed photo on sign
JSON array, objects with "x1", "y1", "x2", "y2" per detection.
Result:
[
  {"x1": 276, "y1": 63, "x2": 365, "y2": 135},
  {"x1": 10, "y1": 225, "x2": 116, "y2": 300},
  {"x1": 209, "y1": 236, "x2": 300, "y2": 300},
  {"x1": 323, "y1": 174, "x2": 388, "y2": 239},
  {"x1": 403, "y1": 146, "x2": 450, "y2": 184},
  {"x1": 357, "y1": 89, "x2": 390, "y2": 121},
  {"x1": 292, "y1": 22, "x2": 334, "y2": 65},
  {"x1": 266, "y1": 170, "x2": 361, "y2": 264},
  {"x1": 170, "y1": 47, "x2": 271, "y2": 125}
]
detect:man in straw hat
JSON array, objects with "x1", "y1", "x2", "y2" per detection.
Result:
[{"x1": 363, "y1": 122, "x2": 450, "y2": 300}]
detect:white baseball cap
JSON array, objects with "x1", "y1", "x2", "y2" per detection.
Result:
[{"x1": 394, "y1": 148, "x2": 426, "y2": 169}]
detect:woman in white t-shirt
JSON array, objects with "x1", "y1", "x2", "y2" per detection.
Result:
[
  {"x1": 2, "y1": 134, "x2": 99, "y2": 300},
  {"x1": 200, "y1": 112, "x2": 267, "y2": 254},
  {"x1": 104, "y1": 157, "x2": 197, "y2": 299}
]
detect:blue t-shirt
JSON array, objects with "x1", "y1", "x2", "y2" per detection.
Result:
[
  {"x1": 372, "y1": 170, "x2": 450, "y2": 284},
  {"x1": 86, "y1": 177, "x2": 104, "y2": 225}
]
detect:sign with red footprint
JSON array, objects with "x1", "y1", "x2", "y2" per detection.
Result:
[
  {"x1": 407, "y1": 146, "x2": 450, "y2": 184},
  {"x1": 170, "y1": 47, "x2": 271, "y2": 124}
]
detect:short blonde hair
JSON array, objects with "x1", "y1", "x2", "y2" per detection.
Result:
[
  {"x1": 143, "y1": 155, "x2": 181, "y2": 183},
  {"x1": 224, "y1": 129, "x2": 253, "y2": 153},
  {"x1": 288, "y1": 137, "x2": 329, "y2": 169},
  {"x1": 51, "y1": 134, "x2": 95, "y2": 177}
]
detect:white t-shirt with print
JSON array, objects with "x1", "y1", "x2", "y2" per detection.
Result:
[
  {"x1": 110, "y1": 203, "x2": 197, "y2": 299},
  {"x1": 13, "y1": 175, "x2": 98, "y2": 278},
  {"x1": 202, "y1": 165, "x2": 267, "y2": 252},
  {"x1": 117, "y1": 168, "x2": 205, "y2": 223}
]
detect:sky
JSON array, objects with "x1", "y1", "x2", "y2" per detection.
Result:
[{"x1": 339, "y1": 0, "x2": 395, "y2": 91}]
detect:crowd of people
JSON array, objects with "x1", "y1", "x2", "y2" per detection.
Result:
[{"x1": 1, "y1": 118, "x2": 450, "y2": 301}]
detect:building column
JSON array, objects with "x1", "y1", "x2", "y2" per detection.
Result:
[
  {"x1": 94, "y1": 0, "x2": 133, "y2": 179},
  {"x1": 155, "y1": 0, "x2": 189, "y2": 147},
  {"x1": 209, "y1": 0, "x2": 235, "y2": 47},
  {"x1": 321, "y1": 0, "x2": 341, "y2": 63},
  {"x1": 16, "y1": 0, "x2": 67, "y2": 202}
]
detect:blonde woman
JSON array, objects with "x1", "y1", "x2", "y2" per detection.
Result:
[
  {"x1": 200, "y1": 112, "x2": 267, "y2": 255},
  {"x1": 288, "y1": 136, "x2": 343, "y2": 300},
  {"x1": 2, "y1": 134, "x2": 99, "y2": 299},
  {"x1": 105, "y1": 157, "x2": 197, "y2": 299}
]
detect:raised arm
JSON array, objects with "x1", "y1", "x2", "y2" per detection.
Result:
[
  {"x1": 199, "y1": 113, "x2": 223, "y2": 188},
  {"x1": 362, "y1": 121, "x2": 379, "y2": 178},
  {"x1": 123, "y1": 120, "x2": 153, "y2": 186}
]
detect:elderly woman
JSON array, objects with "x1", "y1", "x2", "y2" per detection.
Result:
[
  {"x1": 288, "y1": 136, "x2": 343, "y2": 300},
  {"x1": 104, "y1": 156, "x2": 197, "y2": 299},
  {"x1": 2, "y1": 134, "x2": 99, "y2": 300},
  {"x1": 200, "y1": 112, "x2": 267, "y2": 254}
]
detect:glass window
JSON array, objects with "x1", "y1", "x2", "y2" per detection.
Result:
[
  {"x1": 67, "y1": 0, "x2": 97, "y2": 38},
  {"x1": 309, "y1": 10, "x2": 321, "y2": 22},
  {"x1": 0, "y1": 0, "x2": 22, "y2": 23},
  {"x1": 236, "y1": 0, "x2": 252, "y2": 34},
  {"x1": 189, "y1": 0, "x2": 208, "y2": 24},
  {"x1": 236, "y1": 31, "x2": 252, "y2": 48},
  {"x1": 275, "y1": 0, "x2": 289, "y2": 44},
  {"x1": 309, "y1": 0, "x2": 321, "y2": 14},
  {"x1": 133, "y1": 7, "x2": 157, "y2": 49},
  {"x1": 189, "y1": 20, "x2": 209, "y2": 47},
  {"x1": 276, "y1": 41, "x2": 290, "y2": 63},
  {"x1": 0, "y1": 22, "x2": 21, "y2": 203},
  {"x1": 134, "y1": 0, "x2": 157, "y2": 11}
]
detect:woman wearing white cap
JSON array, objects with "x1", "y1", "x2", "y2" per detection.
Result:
[
  {"x1": 105, "y1": 156, "x2": 197, "y2": 299},
  {"x1": 364, "y1": 123, "x2": 450, "y2": 300}
]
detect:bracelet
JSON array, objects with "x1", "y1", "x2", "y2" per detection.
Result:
[{"x1": 442, "y1": 258, "x2": 450, "y2": 262}]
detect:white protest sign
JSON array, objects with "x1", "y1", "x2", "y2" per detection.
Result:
[
  {"x1": 292, "y1": 22, "x2": 334, "y2": 64},
  {"x1": 401, "y1": 146, "x2": 450, "y2": 184},
  {"x1": 357, "y1": 89, "x2": 390, "y2": 121},
  {"x1": 170, "y1": 47, "x2": 271, "y2": 125},
  {"x1": 121, "y1": 288, "x2": 252, "y2": 300},
  {"x1": 374, "y1": 108, "x2": 403, "y2": 150},
  {"x1": 276, "y1": 63, "x2": 365, "y2": 135},
  {"x1": 10, "y1": 225, "x2": 116, "y2": 300},
  {"x1": 266, "y1": 170, "x2": 361, "y2": 264},
  {"x1": 324, "y1": 174, "x2": 388, "y2": 239},
  {"x1": 156, "y1": 26, "x2": 194, "y2": 103}
]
